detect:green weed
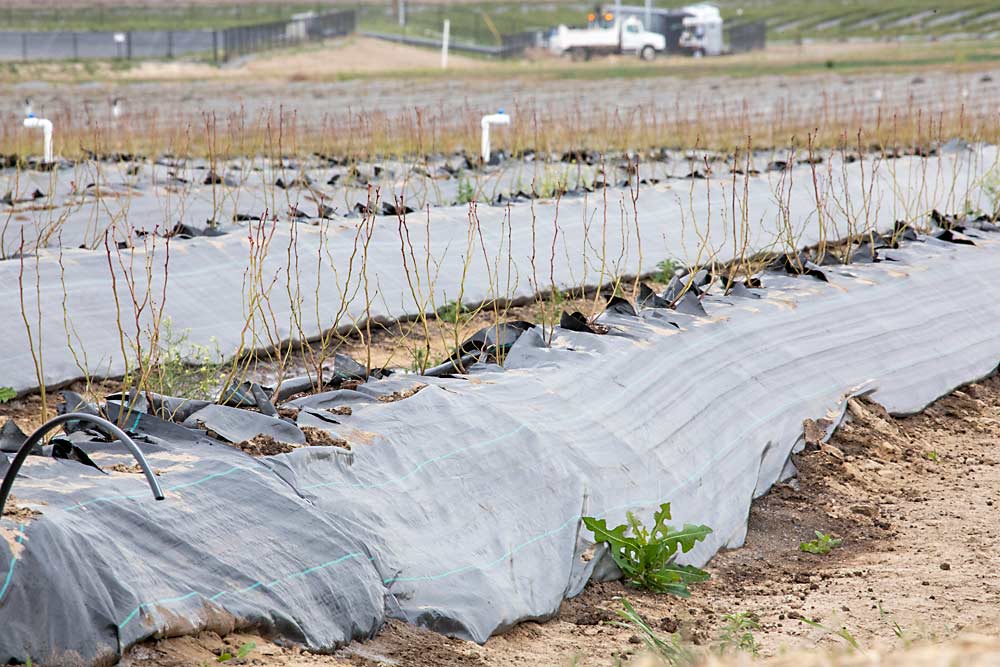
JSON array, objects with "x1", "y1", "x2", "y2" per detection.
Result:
[
  {"x1": 436, "y1": 301, "x2": 469, "y2": 325},
  {"x1": 654, "y1": 259, "x2": 679, "y2": 283},
  {"x1": 982, "y1": 168, "x2": 1000, "y2": 214},
  {"x1": 129, "y1": 319, "x2": 224, "y2": 402},
  {"x1": 583, "y1": 502, "x2": 712, "y2": 597},
  {"x1": 799, "y1": 531, "x2": 842, "y2": 555},
  {"x1": 533, "y1": 171, "x2": 568, "y2": 199},
  {"x1": 877, "y1": 602, "x2": 908, "y2": 642},
  {"x1": 216, "y1": 641, "x2": 256, "y2": 663},
  {"x1": 0, "y1": 387, "x2": 15, "y2": 404},
  {"x1": 456, "y1": 178, "x2": 475, "y2": 205},
  {"x1": 925, "y1": 450, "x2": 941, "y2": 463},
  {"x1": 717, "y1": 611, "x2": 760, "y2": 656},
  {"x1": 615, "y1": 598, "x2": 693, "y2": 666},
  {"x1": 409, "y1": 347, "x2": 429, "y2": 373},
  {"x1": 800, "y1": 617, "x2": 861, "y2": 650}
]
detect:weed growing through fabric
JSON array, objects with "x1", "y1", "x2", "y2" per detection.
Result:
[
  {"x1": 409, "y1": 348, "x2": 429, "y2": 373},
  {"x1": 799, "y1": 531, "x2": 843, "y2": 555},
  {"x1": 716, "y1": 611, "x2": 760, "y2": 656},
  {"x1": 615, "y1": 598, "x2": 693, "y2": 666},
  {"x1": 981, "y1": 168, "x2": 1000, "y2": 215},
  {"x1": 583, "y1": 503, "x2": 712, "y2": 597},
  {"x1": 456, "y1": 177, "x2": 475, "y2": 204},
  {"x1": 654, "y1": 259, "x2": 678, "y2": 283},
  {"x1": 128, "y1": 319, "x2": 224, "y2": 402},
  {"x1": 533, "y1": 170, "x2": 568, "y2": 199},
  {"x1": 0, "y1": 388, "x2": 14, "y2": 403},
  {"x1": 436, "y1": 300, "x2": 469, "y2": 325}
]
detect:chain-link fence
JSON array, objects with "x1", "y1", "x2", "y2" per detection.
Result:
[
  {"x1": 727, "y1": 21, "x2": 767, "y2": 54},
  {"x1": 0, "y1": 29, "x2": 220, "y2": 61},
  {"x1": 357, "y1": 2, "x2": 587, "y2": 50},
  {"x1": 0, "y1": 8, "x2": 355, "y2": 62},
  {"x1": 222, "y1": 9, "x2": 356, "y2": 61}
]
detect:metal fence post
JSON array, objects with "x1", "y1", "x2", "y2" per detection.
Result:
[
  {"x1": 213, "y1": 30, "x2": 219, "y2": 63},
  {"x1": 167, "y1": 30, "x2": 174, "y2": 59},
  {"x1": 21, "y1": 33, "x2": 27, "y2": 61},
  {"x1": 126, "y1": 31, "x2": 132, "y2": 59},
  {"x1": 72, "y1": 32, "x2": 79, "y2": 60}
]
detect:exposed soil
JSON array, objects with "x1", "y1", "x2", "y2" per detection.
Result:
[
  {"x1": 233, "y1": 427, "x2": 351, "y2": 457},
  {"x1": 376, "y1": 384, "x2": 426, "y2": 402},
  {"x1": 1, "y1": 495, "x2": 39, "y2": 522},
  {"x1": 126, "y1": 36, "x2": 487, "y2": 82},
  {"x1": 0, "y1": 379, "x2": 120, "y2": 435},
  {"x1": 233, "y1": 433, "x2": 295, "y2": 457},
  {"x1": 12, "y1": 38, "x2": 990, "y2": 86},
  {"x1": 266, "y1": 287, "x2": 619, "y2": 381},
  {"x1": 121, "y1": 372, "x2": 1000, "y2": 665},
  {"x1": 107, "y1": 463, "x2": 163, "y2": 475},
  {"x1": 302, "y1": 426, "x2": 350, "y2": 450}
]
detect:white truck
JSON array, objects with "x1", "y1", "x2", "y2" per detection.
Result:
[
  {"x1": 549, "y1": 12, "x2": 666, "y2": 61},
  {"x1": 678, "y1": 4, "x2": 723, "y2": 57}
]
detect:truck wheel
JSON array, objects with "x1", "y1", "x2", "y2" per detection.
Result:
[{"x1": 640, "y1": 45, "x2": 656, "y2": 61}]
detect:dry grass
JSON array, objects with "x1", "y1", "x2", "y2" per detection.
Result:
[{"x1": 3, "y1": 84, "x2": 996, "y2": 161}]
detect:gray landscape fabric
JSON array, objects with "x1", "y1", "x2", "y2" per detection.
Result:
[
  {"x1": 1, "y1": 229, "x2": 1000, "y2": 665},
  {"x1": 1, "y1": 145, "x2": 995, "y2": 395}
]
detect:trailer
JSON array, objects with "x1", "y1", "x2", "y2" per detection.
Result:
[{"x1": 678, "y1": 4, "x2": 723, "y2": 57}]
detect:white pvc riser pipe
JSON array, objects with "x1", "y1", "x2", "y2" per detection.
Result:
[
  {"x1": 480, "y1": 111, "x2": 510, "y2": 164},
  {"x1": 23, "y1": 116, "x2": 53, "y2": 164},
  {"x1": 441, "y1": 19, "x2": 450, "y2": 69}
]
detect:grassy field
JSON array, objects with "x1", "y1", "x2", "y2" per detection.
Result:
[
  {"x1": 717, "y1": 0, "x2": 1000, "y2": 40},
  {"x1": 4, "y1": 0, "x2": 1000, "y2": 41},
  {"x1": 0, "y1": 3, "x2": 330, "y2": 31},
  {"x1": 361, "y1": 1, "x2": 1000, "y2": 47}
]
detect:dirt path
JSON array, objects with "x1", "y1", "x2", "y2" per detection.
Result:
[
  {"x1": 125, "y1": 36, "x2": 487, "y2": 82},
  {"x1": 119, "y1": 372, "x2": 1000, "y2": 665}
]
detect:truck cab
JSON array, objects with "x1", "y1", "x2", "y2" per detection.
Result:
[{"x1": 550, "y1": 12, "x2": 667, "y2": 61}]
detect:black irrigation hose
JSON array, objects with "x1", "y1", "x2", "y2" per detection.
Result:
[
  {"x1": 423, "y1": 352, "x2": 480, "y2": 377},
  {"x1": 0, "y1": 413, "x2": 164, "y2": 518}
]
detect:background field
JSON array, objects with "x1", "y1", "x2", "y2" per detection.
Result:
[{"x1": 0, "y1": 0, "x2": 998, "y2": 42}]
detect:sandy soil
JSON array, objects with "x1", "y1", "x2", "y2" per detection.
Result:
[
  {"x1": 126, "y1": 36, "x2": 487, "y2": 81},
  {"x1": 117, "y1": 38, "x2": 994, "y2": 84},
  {"x1": 114, "y1": 371, "x2": 1000, "y2": 665}
]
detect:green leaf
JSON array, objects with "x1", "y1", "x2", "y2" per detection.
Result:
[
  {"x1": 236, "y1": 642, "x2": 256, "y2": 659},
  {"x1": 584, "y1": 504, "x2": 713, "y2": 599},
  {"x1": 659, "y1": 562, "x2": 711, "y2": 584},
  {"x1": 661, "y1": 523, "x2": 713, "y2": 554},
  {"x1": 0, "y1": 387, "x2": 15, "y2": 404},
  {"x1": 650, "y1": 502, "x2": 673, "y2": 539},
  {"x1": 627, "y1": 511, "x2": 649, "y2": 545},
  {"x1": 582, "y1": 517, "x2": 629, "y2": 548}
]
